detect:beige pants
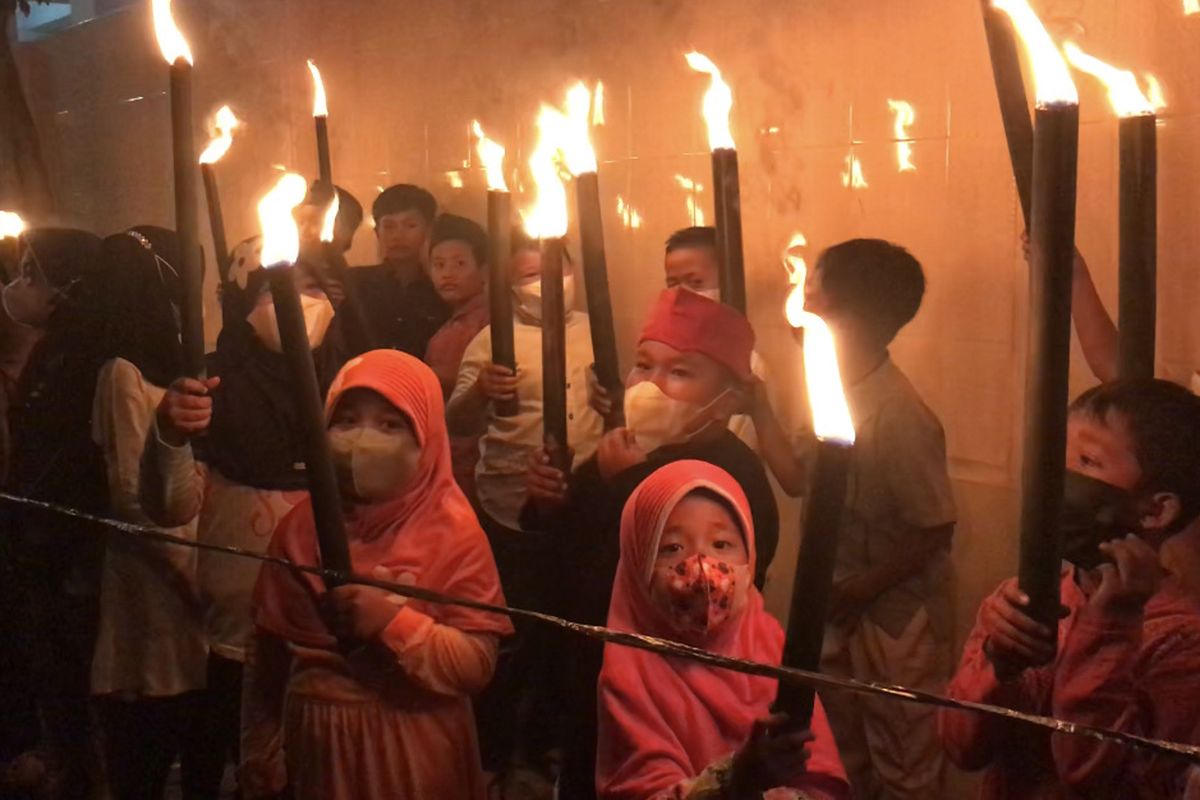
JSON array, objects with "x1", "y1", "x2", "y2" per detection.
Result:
[{"x1": 819, "y1": 607, "x2": 950, "y2": 800}]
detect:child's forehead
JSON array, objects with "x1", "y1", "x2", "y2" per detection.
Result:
[
  {"x1": 378, "y1": 209, "x2": 427, "y2": 225},
  {"x1": 335, "y1": 387, "x2": 401, "y2": 414},
  {"x1": 1069, "y1": 406, "x2": 1138, "y2": 453}
]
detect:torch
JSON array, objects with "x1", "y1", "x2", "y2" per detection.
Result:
[
  {"x1": 686, "y1": 52, "x2": 745, "y2": 314},
  {"x1": 308, "y1": 60, "x2": 332, "y2": 189},
  {"x1": 0, "y1": 211, "x2": 26, "y2": 280},
  {"x1": 153, "y1": 0, "x2": 205, "y2": 378},
  {"x1": 198, "y1": 105, "x2": 240, "y2": 325},
  {"x1": 525, "y1": 107, "x2": 572, "y2": 474},
  {"x1": 776, "y1": 234, "x2": 856, "y2": 728},
  {"x1": 1063, "y1": 43, "x2": 1160, "y2": 380},
  {"x1": 994, "y1": 0, "x2": 1080, "y2": 635},
  {"x1": 474, "y1": 121, "x2": 519, "y2": 417},
  {"x1": 979, "y1": 0, "x2": 1034, "y2": 225},
  {"x1": 561, "y1": 82, "x2": 623, "y2": 428},
  {"x1": 314, "y1": 191, "x2": 375, "y2": 353},
  {"x1": 258, "y1": 173, "x2": 351, "y2": 576}
]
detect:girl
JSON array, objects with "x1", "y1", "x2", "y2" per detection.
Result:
[
  {"x1": 597, "y1": 461, "x2": 847, "y2": 800},
  {"x1": 90, "y1": 227, "x2": 207, "y2": 797},
  {"x1": 239, "y1": 349, "x2": 512, "y2": 800}
]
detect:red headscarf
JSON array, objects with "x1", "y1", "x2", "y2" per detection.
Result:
[
  {"x1": 254, "y1": 349, "x2": 513, "y2": 646},
  {"x1": 639, "y1": 288, "x2": 755, "y2": 381},
  {"x1": 596, "y1": 461, "x2": 846, "y2": 799}
]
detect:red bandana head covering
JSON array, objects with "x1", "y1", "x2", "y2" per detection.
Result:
[
  {"x1": 597, "y1": 461, "x2": 846, "y2": 799},
  {"x1": 638, "y1": 288, "x2": 755, "y2": 381},
  {"x1": 253, "y1": 349, "x2": 512, "y2": 646}
]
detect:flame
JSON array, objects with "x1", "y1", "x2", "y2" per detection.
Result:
[
  {"x1": 592, "y1": 81, "x2": 606, "y2": 126},
  {"x1": 887, "y1": 99, "x2": 916, "y2": 172},
  {"x1": 616, "y1": 195, "x2": 643, "y2": 229},
  {"x1": 258, "y1": 173, "x2": 309, "y2": 267},
  {"x1": 842, "y1": 151, "x2": 869, "y2": 189},
  {"x1": 991, "y1": 0, "x2": 1078, "y2": 106},
  {"x1": 198, "y1": 104, "x2": 240, "y2": 165},
  {"x1": 307, "y1": 59, "x2": 328, "y2": 118},
  {"x1": 685, "y1": 51, "x2": 735, "y2": 150},
  {"x1": 1062, "y1": 43, "x2": 1155, "y2": 117},
  {"x1": 782, "y1": 233, "x2": 855, "y2": 445},
  {"x1": 1186, "y1": 0, "x2": 1199, "y2": 14},
  {"x1": 472, "y1": 120, "x2": 509, "y2": 192},
  {"x1": 151, "y1": 0, "x2": 193, "y2": 65},
  {"x1": 522, "y1": 106, "x2": 569, "y2": 239},
  {"x1": 673, "y1": 174, "x2": 706, "y2": 226},
  {"x1": 561, "y1": 82, "x2": 599, "y2": 176},
  {"x1": 319, "y1": 190, "x2": 340, "y2": 243},
  {"x1": 1143, "y1": 74, "x2": 1166, "y2": 111},
  {"x1": 0, "y1": 211, "x2": 26, "y2": 240}
]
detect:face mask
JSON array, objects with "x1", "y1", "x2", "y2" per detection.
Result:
[
  {"x1": 681, "y1": 285, "x2": 722, "y2": 302},
  {"x1": 623, "y1": 380, "x2": 729, "y2": 453},
  {"x1": 1060, "y1": 469, "x2": 1140, "y2": 570},
  {"x1": 650, "y1": 554, "x2": 747, "y2": 641},
  {"x1": 512, "y1": 275, "x2": 576, "y2": 323},
  {"x1": 328, "y1": 426, "x2": 421, "y2": 502},
  {"x1": 246, "y1": 294, "x2": 335, "y2": 353}
]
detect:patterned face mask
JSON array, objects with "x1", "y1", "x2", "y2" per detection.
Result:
[{"x1": 649, "y1": 554, "x2": 745, "y2": 641}]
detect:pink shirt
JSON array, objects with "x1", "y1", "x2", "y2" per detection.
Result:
[{"x1": 425, "y1": 293, "x2": 489, "y2": 497}]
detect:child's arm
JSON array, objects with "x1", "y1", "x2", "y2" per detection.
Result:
[
  {"x1": 139, "y1": 376, "x2": 217, "y2": 527},
  {"x1": 446, "y1": 330, "x2": 517, "y2": 437},
  {"x1": 379, "y1": 609, "x2": 500, "y2": 696},
  {"x1": 748, "y1": 377, "x2": 812, "y2": 497},
  {"x1": 239, "y1": 629, "x2": 291, "y2": 799},
  {"x1": 93, "y1": 360, "x2": 161, "y2": 523}
]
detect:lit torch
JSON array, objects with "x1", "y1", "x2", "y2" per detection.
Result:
[
  {"x1": 259, "y1": 172, "x2": 351, "y2": 577},
  {"x1": 308, "y1": 60, "x2": 333, "y2": 188},
  {"x1": 979, "y1": 0, "x2": 1035, "y2": 225},
  {"x1": 686, "y1": 51, "x2": 745, "y2": 312},
  {"x1": 198, "y1": 104, "x2": 239, "y2": 322},
  {"x1": 0, "y1": 211, "x2": 25, "y2": 279},
  {"x1": 1064, "y1": 42, "x2": 1159, "y2": 379},
  {"x1": 474, "y1": 119, "x2": 518, "y2": 417},
  {"x1": 994, "y1": 0, "x2": 1080, "y2": 637},
  {"x1": 152, "y1": 0, "x2": 204, "y2": 377},
  {"x1": 776, "y1": 233, "x2": 856, "y2": 729},
  {"x1": 887, "y1": 99, "x2": 917, "y2": 172}
]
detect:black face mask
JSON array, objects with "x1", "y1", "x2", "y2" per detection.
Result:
[{"x1": 1060, "y1": 469, "x2": 1140, "y2": 570}]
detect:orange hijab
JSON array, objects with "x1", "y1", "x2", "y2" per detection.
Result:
[
  {"x1": 254, "y1": 349, "x2": 512, "y2": 646},
  {"x1": 596, "y1": 461, "x2": 846, "y2": 799}
]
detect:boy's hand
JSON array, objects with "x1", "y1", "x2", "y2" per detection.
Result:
[
  {"x1": 527, "y1": 447, "x2": 568, "y2": 509},
  {"x1": 586, "y1": 365, "x2": 613, "y2": 417},
  {"x1": 322, "y1": 277, "x2": 346, "y2": 309},
  {"x1": 597, "y1": 428, "x2": 648, "y2": 482},
  {"x1": 156, "y1": 376, "x2": 221, "y2": 447},
  {"x1": 979, "y1": 578, "x2": 1056, "y2": 678},
  {"x1": 1089, "y1": 534, "x2": 1163, "y2": 617},
  {"x1": 478, "y1": 362, "x2": 519, "y2": 403},
  {"x1": 323, "y1": 574, "x2": 411, "y2": 642},
  {"x1": 730, "y1": 713, "x2": 813, "y2": 796}
]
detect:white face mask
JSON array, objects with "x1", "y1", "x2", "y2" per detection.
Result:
[
  {"x1": 246, "y1": 294, "x2": 335, "y2": 353},
  {"x1": 512, "y1": 275, "x2": 576, "y2": 323},
  {"x1": 623, "y1": 380, "x2": 730, "y2": 454},
  {"x1": 328, "y1": 426, "x2": 421, "y2": 502},
  {"x1": 681, "y1": 285, "x2": 722, "y2": 302}
]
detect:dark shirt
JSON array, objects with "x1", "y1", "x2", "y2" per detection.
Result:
[{"x1": 344, "y1": 263, "x2": 449, "y2": 357}]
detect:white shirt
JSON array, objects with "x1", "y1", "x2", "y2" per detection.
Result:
[{"x1": 452, "y1": 313, "x2": 605, "y2": 531}]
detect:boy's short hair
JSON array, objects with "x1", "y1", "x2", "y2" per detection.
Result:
[
  {"x1": 431, "y1": 214, "x2": 488, "y2": 266},
  {"x1": 816, "y1": 238, "x2": 925, "y2": 349},
  {"x1": 334, "y1": 187, "x2": 363, "y2": 238},
  {"x1": 1070, "y1": 379, "x2": 1200, "y2": 530},
  {"x1": 665, "y1": 226, "x2": 717, "y2": 254},
  {"x1": 372, "y1": 184, "x2": 436, "y2": 225}
]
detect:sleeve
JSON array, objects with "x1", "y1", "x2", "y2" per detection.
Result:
[
  {"x1": 1050, "y1": 603, "x2": 1200, "y2": 795},
  {"x1": 379, "y1": 608, "x2": 500, "y2": 696},
  {"x1": 878, "y1": 404, "x2": 956, "y2": 530},
  {"x1": 238, "y1": 629, "x2": 290, "y2": 796},
  {"x1": 450, "y1": 326, "x2": 489, "y2": 406},
  {"x1": 138, "y1": 416, "x2": 205, "y2": 528},
  {"x1": 92, "y1": 360, "x2": 155, "y2": 523}
]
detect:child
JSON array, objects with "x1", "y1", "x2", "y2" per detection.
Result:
[
  {"x1": 524, "y1": 287, "x2": 780, "y2": 799},
  {"x1": 939, "y1": 379, "x2": 1200, "y2": 798},
  {"x1": 238, "y1": 349, "x2": 512, "y2": 800},
  {"x1": 344, "y1": 184, "x2": 448, "y2": 357},
  {"x1": 597, "y1": 460, "x2": 848, "y2": 800},
  {"x1": 425, "y1": 214, "x2": 490, "y2": 495},
  {"x1": 751, "y1": 239, "x2": 956, "y2": 799},
  {"x1": 90, "y1": 227, "x2": 207, "y2": 798}
]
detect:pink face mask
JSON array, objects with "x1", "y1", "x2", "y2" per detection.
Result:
[{"x1": 650, "y1": 554, "x2": 743, "y2": 641}]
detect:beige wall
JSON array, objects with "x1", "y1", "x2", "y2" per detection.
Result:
[{"x1": 15, "y1": 0, "x2": 1200, "y2": 721}]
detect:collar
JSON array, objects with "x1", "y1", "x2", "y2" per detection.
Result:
[{"x1": 449, "y1": 291, "x2": 487, "y2": 322}]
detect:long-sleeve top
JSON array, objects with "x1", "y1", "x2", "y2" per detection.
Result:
[
  {"x1": 939, "y1": 569, "x2": 1200, "y2": 799},
  {"x1": 344, "y1": 264, "x2": 449, "y2": 358}
]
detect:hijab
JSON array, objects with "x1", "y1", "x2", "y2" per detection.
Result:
[
  {"x1": 596, "y1": 461, "x2": 846, "y2": 799},
  {"x1": 254, "y1": 349, "x2": 512, "y2": 647}
]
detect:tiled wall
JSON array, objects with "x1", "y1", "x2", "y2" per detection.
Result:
[{"x1": 16, "y1": 0, "x2": 1200, "y2": 667}]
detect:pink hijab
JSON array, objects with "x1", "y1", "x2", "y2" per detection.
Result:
[
  {"x1": 254, "y1": 349, "x2": 513, "y2": 646},
  {"x1": 596, "y1": 461, "x2": 846, "y2": 800}
]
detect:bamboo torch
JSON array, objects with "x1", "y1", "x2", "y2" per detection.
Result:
[
  {"x1": 686, "y1": 52, "x2": 746, "y2": 313},
  {"x1": 775, "y1": 234, "x2": 857, "y2": 728},
  {"x1": 308, "y1": 60, "x2": 333, "y2": 188},
  {"x1": 979, "y1": 0, "x2": 1035, "y2": 225},
  {"x1": 152, "y1": 0, "x2": 205, "y2": 377},
  {"x1": 1063, "y1": 43, "x2": 1161, "y2": 380},
  {"x1": 993, "y1": 0, "x2": 1081, "y2": 635},
  {"x1": 474, "y1": 120, "x2": 518, "y2": 417},
  {"x1": 258, "y1": 173, "x2": 351, "y2": 576},
  {"x1": 198, "y1": 104, "x2": 240, "y2": 325}
]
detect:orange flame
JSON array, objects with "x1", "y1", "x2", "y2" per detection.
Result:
[
  {"x1": 991, "y1": 0, "x2": 1078, "y2": 106},
  {"x1": 1062, "y1": 43, "x2": 1156, "y2": 117},
  {"x1": 887, "y1": 99, "x2": 916, "y2": 172},
  {"x1": 151, "y1": 0, "x2": 193, "y2": 65},
  {"x1": 472, "y1": 121, "x2": 509, "y2": 192},
  {"x1": 1143, "y1": 74, "x2": 1166, "y2": 111},
  {"x1": 258, "y1": 173, "x2": 309, "y2": 267},
  {"x1": 198, "y1": 105, "x2": 240, "y2": 165},
  {"x1": 1186, "y1": 0, "x2": 1199, "y2": 15},
  {"x1": 562, "y1": 81, "x2": 599, "y2": 176},
  {"x1": 319, "y1": 191, "x2": 340, "y2": 243},
  {"x1": 522, "y1": 107, "x2": 569, "y2": 239},
  {"x1": 782, "y1": 233, "x2": 855, "y2": 444},
  {"x1": 685, "y1": 51, "x2": 735, "y2": 150},
  {"x1": 592, "y1": 81, "x2": 606, "y2": 126},
  {"x1": 0, "y1": 211, "x2": 26, "y2": 240},
  {"x1": 306, "y1": 59, "x2": 328, "y2": 118}
]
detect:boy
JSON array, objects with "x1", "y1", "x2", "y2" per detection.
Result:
[
  {"x1": 524, "y1": 287, "x2": 780, "y2": 799},
  {"x1": 344, "y1": 184, "x2": 447, "y2": 357},
  {"x1": 940, "y1": 379, "x2": 1200, "y2": 798},
  {"x1": 425, "y1": 213, "x2": 489, "y2": 495},
  {"x1": 663, "y1": 225, "x2": 721, "y2": 298}
]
